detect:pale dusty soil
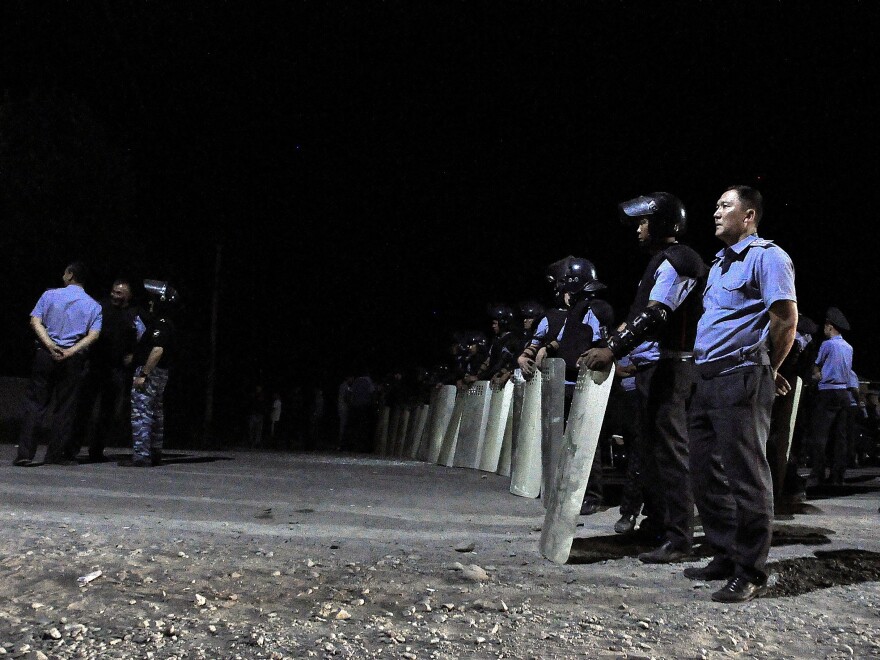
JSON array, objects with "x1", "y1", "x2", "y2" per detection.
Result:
[{"x1": 1, "y1": 445, "x2": 879, "y2": 659}]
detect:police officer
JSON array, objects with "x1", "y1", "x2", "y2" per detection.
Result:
[
  {"x1": 457, "y1": 330, "x2": 488, "y2": 390},
  {"x1": 517, "y1": 256, "x2": 572, "y2": 376},
  {"x1": 808, "y1": 307, "x2": 854, "y2": 486},
  {"x1": 14, "y1": 262, "x2": 103, "y2": 466},
  {"x1": 582, "y1": 192, "x2": 706, "y2": 561},
  {"x1": 125, "y1": 280, "x2": 178, "y2": 467},
  {"x1": 75, "y1": 278, "x2": 142, "y2": 462},
  {"x1": 684, "y1": 185, "x2": 797, "y2": 603},
  {"x1": 545, "y1": 257, "x2": 614, "y2": 515},
  {"x1": 517, "y1": 300, "x2": 545, "y2": 355},
  {"x1": 474, "y1": 305, "x2": 521, "y2": 386}
]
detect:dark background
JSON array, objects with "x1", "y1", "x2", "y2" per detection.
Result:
[{"x1": 2, "y1": 2, "x2": 878, "y2": 444}]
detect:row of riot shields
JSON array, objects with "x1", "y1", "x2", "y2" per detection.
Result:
[{"x1": 372, "y1": 358, "x2": 616, "y2": 564}]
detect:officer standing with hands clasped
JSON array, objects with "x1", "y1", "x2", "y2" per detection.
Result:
[
  {"x1": 685, "y1": 185, "x2": 797, "y2": 603},
  {"x1": 14, "y1": 262, "x2": 103, "y2": 466}
]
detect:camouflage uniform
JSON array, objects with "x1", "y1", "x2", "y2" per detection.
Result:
[
  {"x1": 129, "y1": 314, "x2": 174, "y2": 464},
  {"x1": 131, "y1": 365, "x2": 169, "y2": 461}
]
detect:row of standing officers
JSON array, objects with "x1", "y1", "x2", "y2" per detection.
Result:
[{"x1": 446, "y1": 185, "x2": 799, "y2": 604}]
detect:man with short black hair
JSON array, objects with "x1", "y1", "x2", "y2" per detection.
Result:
[
  {"x1": 14, "y1": 262, "x2": 102, "y2": 466},
  {"x1": 685, "y1": 185, "x2": 797, "y2": 603},
  {"x1": 75, "y1": 278, "x2": 141, "y2": 462}
]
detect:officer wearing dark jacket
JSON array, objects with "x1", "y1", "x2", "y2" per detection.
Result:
[
  {"x1": 582, "y1": 192, "x2": 707, "y2": 560},
  {"x1": 125, "y1": 280, "x2": 178, "y2": 467},
  {"x1": 76, "y1": 279, "x2": 141, "y2": 462},
  {"x1": 517, "y1": 256, "x2": 573, "y2": 376},
  {"x1": 544, "y1": 257, "x2": 615, "y2": 515},
  {"x1": 475, "y1": 304, "x2": 522, "y2": 386}
]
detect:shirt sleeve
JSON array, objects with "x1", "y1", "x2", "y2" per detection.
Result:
[
  {"x1": 648, "y1": 260, "x2": 697, "y2": 312},
  {"x1": 758, "y1": 246, "x2": 797, "y2": 308},
  {"x1": 530, "y1": 317, "x2": 549, "y2": 345},
  {"x1": 580, "y1": 309, "x2": 600, "y2": 341},
  {"x1": 815, "y1": 341, "x2": 829, "y2": 367},
  {"x1": 30, "y1": 291, "x2": 50, "y2": 318}
]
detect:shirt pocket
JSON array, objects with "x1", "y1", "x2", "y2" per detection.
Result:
[{"x1": 717, "y1": 275, "x2": 751, "y2": 310}]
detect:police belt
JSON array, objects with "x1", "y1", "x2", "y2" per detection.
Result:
[
  {"x1": 634, "y1": 355, "x2": 694, "y2": 373},
  {"x1": 696, "y1": 352, "x2": 770, "y2": 379}
]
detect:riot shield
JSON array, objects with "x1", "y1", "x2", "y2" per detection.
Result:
[
  {"x1": 425, "y1": 385, "x2": 457, "y2": 463},
  {"x1": 453, "y1": 381, "x2": 492, "y2": 469},
  {"x1": 539, "y1": 363, "x2": 615, "y2": 564},
  {"x1": 496, "y1": 402, "x2": 515, "y2": 477},
  {"x1": 540, "y1": 358, "x2": 566, "y2": 506},
  {"x1": 510, "y1": 369, "x2": 542, "y2": 498},
  {"x1": 373, "y1": 406, "x2": 391, "y2": 455},
  {"x1": 405, "y1": 405, "x2": 430, "y2": 459},
  {"x1": 479, "y1": 380, "x2": 514, "y2": 472},
  {"x1": 393, "y1": 408, "x2": 411, "y2": 456},
  {"x1": 438, "y1": 391, "x2": 466, "y2": 467}
]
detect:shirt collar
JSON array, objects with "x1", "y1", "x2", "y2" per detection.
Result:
[{"x1": 714, "y1": 233, "x2": 759, "y2": 260}]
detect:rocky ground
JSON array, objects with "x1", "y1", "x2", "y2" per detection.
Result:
[{"x1": 1, "y1": 445, "x2": 879, "y2": 659}]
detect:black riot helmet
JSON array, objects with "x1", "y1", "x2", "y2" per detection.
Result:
[
  {"x1": 487, "y1": 303, "x2": 515, "y2": 331},
  {"x1": 143, "y1": 279, "x2": 179, "y2": 316},
  {"x1": 560, "y1": 258, "x2": 606, "y2": 294},
  {"x1": 619, "y1": 192, "x2": 687, "y2": 240},
  {"x1": 517, "y1": 300, "x2": 545, "y2": 320},
  {"x1": 546, "y1": 255, "x2": 574, "y2": 293}
]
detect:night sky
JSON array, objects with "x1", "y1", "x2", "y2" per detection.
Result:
[{"x1": 2, "y1": 2, "x2": 879, "y2": 437}]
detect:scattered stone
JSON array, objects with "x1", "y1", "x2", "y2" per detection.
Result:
[
  {"x1": 194, "y1": 594, "x2": 207, "y2": 607},
  {"x1": 455, "y1": 541, "x2": 476, "y2": 553}
]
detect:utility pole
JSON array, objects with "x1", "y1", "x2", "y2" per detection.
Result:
[{"x1": 203, "y1": 242, "x2": 222, "y2": 448}]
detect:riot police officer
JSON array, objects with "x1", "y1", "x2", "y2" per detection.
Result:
[
  {"x1": 582, "y1": 192, "x2": 707, "y2": 560},
  {"x1": 545, "y1": 257, "x2": 615, "y2": 515},
  {"x1": 124, "y1": 280, "x2": 178, "y2": 467}
]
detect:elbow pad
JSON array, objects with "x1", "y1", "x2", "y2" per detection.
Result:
[{"x1": 606, "y1": 306, "x2": 669, "y2": 358}]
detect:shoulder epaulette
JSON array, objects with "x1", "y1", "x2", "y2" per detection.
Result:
[{"x1": 749, "y1": 238, "x2": 777, "y2": 248}]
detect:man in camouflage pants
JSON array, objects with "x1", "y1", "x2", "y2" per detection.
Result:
[{"x1": 124, "y1": 280, "x2": 177, "y2": 467}]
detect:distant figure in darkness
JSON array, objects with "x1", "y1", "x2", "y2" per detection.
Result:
[
  {"x1": 246, "y1": 383, "x2": 266, "y2": 448},
  {"x1": 346, "y1": 370, "x2": 377, "y2": 452},
  {"x1": 336, "y1": 375, "x2": 354, "y2": 450}
]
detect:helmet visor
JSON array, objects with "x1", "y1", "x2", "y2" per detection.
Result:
[{"x1": 619, "y1": 195, "x2": 658, "y2": 219}]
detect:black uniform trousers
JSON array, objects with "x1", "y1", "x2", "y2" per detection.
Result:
[
  {"x1": 636, "y1": 358, "x2": 694, "y2": 550},
  {"x1": 808, "y1": 389, "x2": 851, "y2": 483},
  {"x1": 615, "y1": 387, "x2": 644, "y2": 517},
  {"x1": 689, "y1": 365, "x2": 775, "y2": 583},
  {"x1": 75, "y1": 365, "x2": 129, "y2": 458},
  {"x1": 16, "y1": 347, "x2": 87, "y2": 462}
]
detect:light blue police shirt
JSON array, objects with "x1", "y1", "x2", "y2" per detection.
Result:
[
  {"x1": 31, "y1": 285, "x2": 103, "y2": 348},
  {"x1": 694, "y1": 234, "x2": 796, "y2": 367},
  {"x1": 816, "y1": 335, "x2": 853, "y2": 390}
]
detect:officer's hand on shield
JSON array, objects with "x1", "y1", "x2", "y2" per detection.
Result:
[
  {"x1": 579, "y1": 347, "x2": 614, "y2": 370},
  {"x1": 534, "y1": 346, "x2": 548, "y2": 369},
  {"x1": 517, "y1": 354, "x2": 536, "y2": 376},
  {"x1": 773, "y1": 369, "x2": 792, "y2": 397}
]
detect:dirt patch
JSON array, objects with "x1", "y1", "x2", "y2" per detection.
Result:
[{"x1": 768, "y1": 549, "x2": 880, "y2": 597}]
